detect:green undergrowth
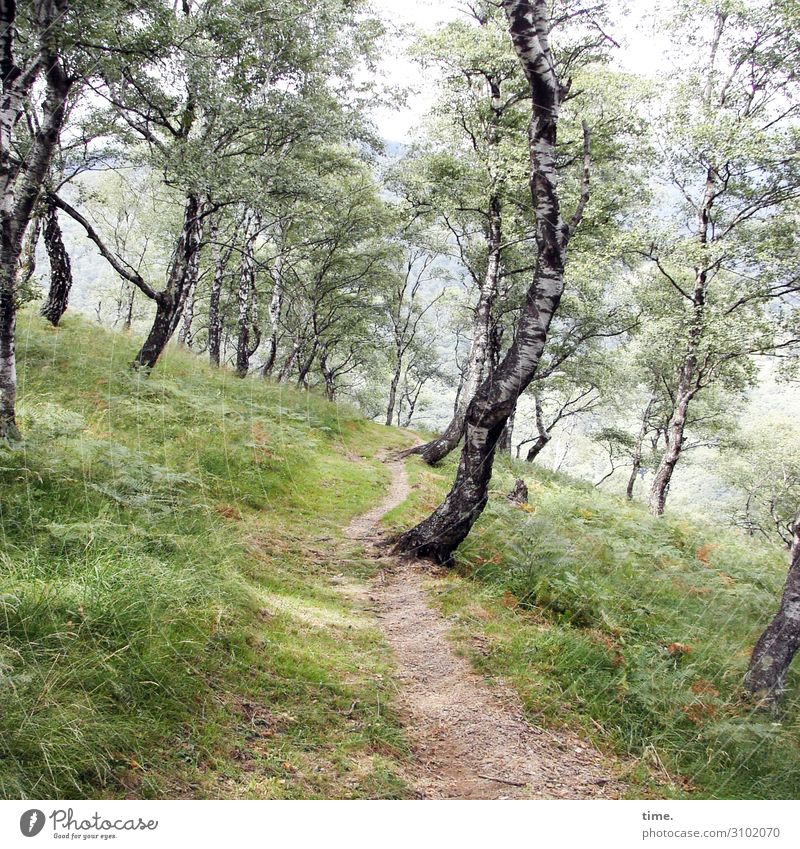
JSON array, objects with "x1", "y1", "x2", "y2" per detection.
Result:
[
  {"x1": 382, "y1": 454, "x2": 800, "y2": 799},
  {"x1": 1, "y1": 311, "x2": 414, "y2": 799}
]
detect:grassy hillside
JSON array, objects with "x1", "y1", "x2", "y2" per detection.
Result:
[
  {"x1": 0, "y1": 312, "x2": 414, "y2": 799},
  {"x1": 382, "y1": 457, "x2": 800, "y2": 799},
  {"x1": 4, "y1": 312, "x2": 799, "y2": 801}
]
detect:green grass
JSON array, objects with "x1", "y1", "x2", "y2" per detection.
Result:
[
  {"x1": 1, "y1": 311, "x2": 414, "y2": 799},
  {"x1": 6, "y1": 310, "x2": 799, "y2": 801},
  {"x1": 383, "y1": 454, "x2": 800, "y2": 799}
]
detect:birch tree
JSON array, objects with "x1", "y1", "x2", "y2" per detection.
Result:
[
  {"x1": 745, "y1": 510, "x2": 800, "y2": 706},
  {"x1": 56, "y1": 0, "x2": 381, "y2": 371},
  {"x1": 641, "y1": 1, "x2": 800, "y2": 515},
  {"x1": 395, "y1": 0, "x2": 600, "y2": 564},
  {"x1": 398, "y1": 4, "x2": 527, "y2": 464},
  {"x1": 0, "y1": 0, "x2": 71, "y2": 439},
  {"x1": 384, "y1": 243, "x2": 445, "y2": 426}
]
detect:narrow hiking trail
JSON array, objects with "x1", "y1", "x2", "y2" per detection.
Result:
[{"x1": 343, "y1": 452, "x2": 626, "y2": 800}]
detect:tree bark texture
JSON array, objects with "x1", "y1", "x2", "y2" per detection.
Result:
[
  {"x1": 207, "y1": 214, "x2": 224, "y2": 366},
  {"x1": 0, "y1": 0, "x2": 71, "y2": 438},
  {"x1": 525, "y1": 394, "x2": 551, "y2": 461},
  {"x1": 745, "y1": 514, "x2": 800, "y2": 706},
  {"x1": 260, "y1": 230, "x2": 284, "y2": 378},
  {"x1": 18, "y1": 213, "x2": 40, "y2": 289},
  {"x1": 235, "y1": 214, "x2": 260, "y2": 378},
  {"x1": 133, "y1": 194, "x2": 203, "y2": 370},
  {"x1": 40, "y1": 198, "x2": 73, "y2": 326},
  {"x1": 394, "y1": 0, "x2": 588, "y2": 564}
]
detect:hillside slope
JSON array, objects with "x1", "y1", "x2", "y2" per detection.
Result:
[
  {"x1": 382, "y1": 457, "x2": 800, "y2": 799},
  {"x1": 1, "y1": 312, "x2": 414, "y2": 799},
  {"x1": 3, "y1": 312, "x2": 799, "y2": 801}
]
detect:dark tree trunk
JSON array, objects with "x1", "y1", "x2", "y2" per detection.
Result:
[
  {"x1": 296, "y1": 346, "x2": 317, "y2": 389},
  {"x1": 0, "y1": 0, "x2": 71, "y2": 438},
  {"x1": 319, "y1": 353, "x2": 337, "y2": 401},
  {"x1": 0, "y1": 266, "x2": 19, "y2": 439},
  {"x1": 526, "y1": 434, "x2": 550, "y2": 462},
  {"x1": 134, "y1": 295, "x2": 177, "y2": 371},
  {"x1": 40, "y1": 198, "x2": 73, "y2": 326},
  {"x1": 208, "y1": 215, "x2": 224, "y2": 366},
  {"x1": 625, "y1": 460, "x2": 640, "y2": 500},
  {"x1": 394, "y1": 0, "x2": 589, "y2": 564},
  {"x1": 261, "y1": 335, "x2": 278, "y2": 378},
  {"x1": 745, "y1": 515, "x2": 800, "y2": 706},
  {"x1": 132, "y1": 194, "x2": 203, "y2": 370}
]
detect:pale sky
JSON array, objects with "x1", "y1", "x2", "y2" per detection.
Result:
[{"x1": 369, "y1": 0, "x2": 670, "y2": 144}]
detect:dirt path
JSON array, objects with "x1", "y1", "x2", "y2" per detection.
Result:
[{"x1": 344, "y1": 452, "x2": 625, "y2": 800}]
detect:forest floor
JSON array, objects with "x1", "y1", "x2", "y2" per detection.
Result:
[
  {"x1": 341, "y1": 451, "x2": 625, "y2": 799},
  {"x1": 4, "y1": 314, "x2": 799, "y2": 801}
]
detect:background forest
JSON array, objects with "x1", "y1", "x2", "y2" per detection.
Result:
[{"x1": 1, "y1": 0, "x2": 799, "y2": 801}]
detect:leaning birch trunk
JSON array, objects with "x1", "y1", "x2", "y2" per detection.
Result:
[
  {"x1": 745, "y1": 513, "x2": 800, "y2": 706},
  {"x1": 648, "y1": 25, "x2": 722, "y2": 514},
  {"x1": 525, "y1": 394, "x2": 551, "y2": 461},
  {"x1": 40, "y1": 198, "x2": 73, "y2": 326},
  {"x1": 395, "y1": 0, "x2": 590, "y2": 564},
  {"x1": 0, "y1": 0, "x2": 71, "y2": 439},
  {"x1": 626, "y1": 393, "x2": 656, "y2": 499},
  {"x1": 648, "y1": 266, "x2": 705, "y2": 515},
  {"x1": 412, "y1": 189, "x2": 502, "y2": 465},
  {"x1": 132, "y1": 194, "x2": 203, "y2": 370}
]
